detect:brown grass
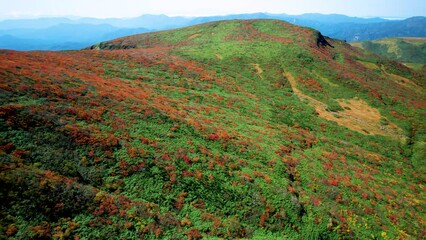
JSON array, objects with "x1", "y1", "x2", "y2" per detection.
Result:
[
  {"x1": 284, "y1": 72, "x2": 404, "y2": 138},
  {"x1": 251, "y1": 63, "x2": 263, "y2": 78},
  {"x1": 356, "y1": 60, "x2": 380, "y2": 71},
  {"x1": 252, "y1": 63, "x2": 263, "y2": 75},
  {"x1": 188, "y1": 33, "x2": 202, "y2": 40},
  {"x1": 215, "y1": 54, "x2": 223, "y2": 60}
]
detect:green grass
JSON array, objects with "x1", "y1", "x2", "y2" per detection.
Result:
[{"x1": 0, "y1": 19, "x2": 425, "y2": 239}]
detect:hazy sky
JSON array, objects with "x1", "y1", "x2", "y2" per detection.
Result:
[{"x1": 0, "y1": 0, "x2": 424, "y2": 19}]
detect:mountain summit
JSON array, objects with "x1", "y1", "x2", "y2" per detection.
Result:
[{"x1": 1, "y1": 20, "x2": 425, "y2": 239}]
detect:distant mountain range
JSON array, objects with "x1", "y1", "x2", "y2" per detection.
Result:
[{"x1": 0, "y1": 13, "x2": 425, "y2": 50}]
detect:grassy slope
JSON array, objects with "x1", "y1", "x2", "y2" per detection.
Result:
[
  {"x1": 0, "y1": 20, "x2": 425, "y2": 239},
  {"x1": 351, "y1": 37, "x2": 426, "y2": 70}
]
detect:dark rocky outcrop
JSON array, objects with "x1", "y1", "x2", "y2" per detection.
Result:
[
  {"x1": 86, "y1": 41, "x2": 136, "y2": 50},
  {"x1": 316, "y1": 32, "x2": 334, "y2": 48}
]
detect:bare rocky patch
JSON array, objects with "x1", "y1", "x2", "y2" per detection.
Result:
[{"x1": 284, "y1": 72, "x2": 404, "y2": 138}]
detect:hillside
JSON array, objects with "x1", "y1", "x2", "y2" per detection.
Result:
[
  {"x1": 351, "y1": 37, "x2": 426, "y2": 70},
  {"x1": 1, "y1": 20, "x2": 425, "y2": 239}
]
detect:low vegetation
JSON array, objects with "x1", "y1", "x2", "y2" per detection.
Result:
[{"x1": 1, "y1": 19, "x2": 425, "y2": 239}]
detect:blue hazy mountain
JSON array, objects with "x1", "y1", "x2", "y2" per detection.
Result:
[
  {"x1": 323, "y1": 16, "x2": 426, "y2": 41},
  {"x1": 187, "y1": 13, "x2": 390, "y2": 25},
  {"x1": 0, "y1": 17, "x2": 74, "y2": 30},
  {"x1": 0, "y1": 23, "x2": 150, "y2": 50},
  {"x1": 0, "y1": 15, "x2": 190, "y2": 30}
]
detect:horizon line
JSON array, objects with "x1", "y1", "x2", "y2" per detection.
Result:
[{"x1": 0, "y1": 12, "x2": 421, "y2": 21}]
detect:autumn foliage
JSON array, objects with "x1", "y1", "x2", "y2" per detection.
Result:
[{"x1": 0, "y1": 19, "x2": 424, "y2": 239}]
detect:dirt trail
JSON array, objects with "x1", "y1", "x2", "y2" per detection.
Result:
[
  {"x1": 284, "y1": 71, "x2": 327, "y2": 108},
  {"x1": 283, "y1": 72, "x2": 404, "y2": 138},
  {"x1": 215, "y1": 54, "x2": 223, "y2": 60}
]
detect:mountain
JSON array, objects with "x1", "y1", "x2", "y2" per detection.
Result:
[
  {"x1": 1, "y1": 13, "x2": 425, "y2": 51},
  {"x1": 0, "y1": 23, "x2": 150, "y2": 50},
  {"x1": 0, "y1": 15, "x2": 190, "y2": 30},
  {"x1": 0, "y1": 20, "x2": 425, "y2": 239},
  {"x1": 0, "y1": 35, "x2": 52, "y2": 51},
  {"x1": 288, "y1": 13, "x2": 388, "y2": 24},
  {"x1": 325, "y1": 17, "x2": 426, "y2": 42},
  {"x1": 351, "y1": 37, "x2": 426, "y2": 70},
  {"x1": 0, "y1": 17, "x2": 74, "y2": 30},
  {"x1": 187, "y1": 13, "x2": 390, "y2": 26}
]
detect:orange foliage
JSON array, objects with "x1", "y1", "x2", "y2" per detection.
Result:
[{"x1": 186, "y1": 228, "x2": 202, "y2": 240}]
